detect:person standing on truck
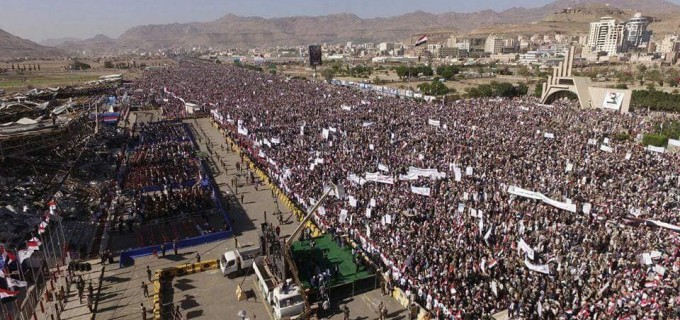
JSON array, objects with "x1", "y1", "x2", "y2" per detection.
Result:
[{"x1": 195, "y1": 252, "x2": 201, "y2": 263}]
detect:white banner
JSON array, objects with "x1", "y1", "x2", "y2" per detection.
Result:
[
  {"x1": 508, "y1": 186, "x2": 543, "y2": 200},
  {"x1": 518, "y1": 239, "x2": 535, "y2": 260},
  {"x1": 543, "y1": 132, "x2": 555, "y2": 139},
  {"x1": 646, "y1": 145, "x2": 665, "y2": 153},
  {"x1": 524, "y1": 260, "x2": 550, "y2": 274},
  {"x1": 271, "y1": 138, "x2": 281, "y2": 144},
  {"x1": 364, "y1": 172, "x2": 394, "y2": 185},
  {"x1": 322, "y1": 129, "x2": 329, "y2": 140},
  {"x1": 410, "y1": 186, "x2": 431, "y2": 197},
  {"x1": 341, "y1": 104, "x2": 352, "y2": 111},
  {"x1": 407, "y1": 167, "x2": 445, "y2": 180},
  {"x1": 398, "y1": 172, "x2": 419, "y2": 181},
  {"x1": 378, "y1": 163, "x2": 389, "y2": 172},
  {"x1": 428, "y1": 119, "x2": 441, "y2": 127},
  {"x1": 508, "y1": 186, "x2": 577, "y2": 213},
  {"x1": 600, "y1": 145, "x2": 613, "y2": 153},
  {"x1": 454, "y1": 167, "x2": 462, "y2": 182}
]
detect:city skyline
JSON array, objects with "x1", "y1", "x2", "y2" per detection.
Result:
[{"x1": 3, "y1": 0, "x2": 680, "y2": 42}]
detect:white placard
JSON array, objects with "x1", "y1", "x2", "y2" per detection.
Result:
[
  {"x1": 583, "y1": 203, "x2": 592, "y2": 214},
  {"x1": 600, "y1": 145, "x2": 613, "y2": 153},
  {"x1": 348, "y1": 196, "x2": 357, "y2": 207}
]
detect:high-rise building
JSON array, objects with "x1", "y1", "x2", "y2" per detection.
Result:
[
  {"x1": 587, "y1": 17, "x2": 625, "y2": 55},
  {"x1": 485, "y1": 34, "x2": 504, "y2": 54},
  {"x1": 656, "y1": 34, "x2": 679, "y2": 53},
  {"x1": 625, "y1": 13, "x2": 652, "y2": 49}
]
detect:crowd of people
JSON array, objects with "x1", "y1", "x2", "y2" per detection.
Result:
[
  {"x1": 122, "y1": 122, "x2": 199, "y2": 191},
  {"x1": 129, "y1": 186, "x2": 214, "y2": 222},
  {"x1": 119, "y1": 121, "x2": 216, "y2": 225},
  {"x1": 133, "y1": 62, "x2": 680, "y2": 319}
]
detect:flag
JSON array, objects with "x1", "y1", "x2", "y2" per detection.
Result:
[
  {"x1": 415, "y1": 35, "x2": 428, "y2": 47},
  {"x1": 18, "y1": 250, "x2": 33, "y2": 263},
  {"x1": 6, "y1": 277, "x2": 27, "y2": 288},
  {"x1": 0, "y1": 288, "x2": 19, "y2": 299},
  {"x1": 26, "y1": 241, "x2": 40, "y2": 251},
  {"x1": 38, "y1": 221, "x2": 48, "y2": 234},
  {"x1": 48, "y1": 200, "x2": 57, "y2": 215},
  {"x1": 29, "y1": 237, "x2": 42, "y2": 246},
  {"x1": 5, "y1": 250, "x2": 15, "y2": 264}
]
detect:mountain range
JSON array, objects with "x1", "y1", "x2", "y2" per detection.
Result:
[
  {"x1": 0, "y1": 29, "x2": 64, "y2": 58},
  {"x1": 3, "y1": 0, "x2": 680, "y2": 58}
]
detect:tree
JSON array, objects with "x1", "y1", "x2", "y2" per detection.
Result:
[
  {"x1": 534, "y1": 83, "x2": 543, "y2": 97},
  {"x1": 517, "y1": 65, "x2": 532, "y2": 77},
  {"x1": 396, "y1": 65, "x2": 408, "y2": 80},
  {"x1": 321, "y1": 68, "x2": 335, "y2": 83},
  {"x1": 436, "y1": 65, "x2": 460, "y2": 80},
  {"x1": 418, "y1": 80, "x2": 450, "y2": 96}
]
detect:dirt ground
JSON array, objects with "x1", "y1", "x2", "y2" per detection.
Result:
[{"x1": 0, "y1": 58, "x2": 174, "y2": 94}]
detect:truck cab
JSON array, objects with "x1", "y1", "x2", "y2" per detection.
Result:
[
  {"x1": 219, "y1": 247, "x2": 260, "y2": 276},
  {"x1": 253, "y1": 257, "x2": 305, "y2": 319}
]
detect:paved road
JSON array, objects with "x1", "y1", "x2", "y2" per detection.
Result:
[{"x1": 70, "y1": 113, "x2": 405, "y2": 320}]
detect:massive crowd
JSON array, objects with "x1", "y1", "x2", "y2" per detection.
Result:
[
  {"x1": 123, "y1": 122, "x2": 199, "y2": 191},
  {"x1": 120, "y1": 121, "x2": 215, "y2": 224},
  {"x1": 133, "y1": 62, "x2": 680, "y2": 319}
]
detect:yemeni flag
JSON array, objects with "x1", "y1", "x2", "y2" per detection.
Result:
[
  {"x1": 415, "y1": 35, "x2": 428, "y2": 47},
  {"x1": 0, "y1": 288, "x2": 19, "y2": 299},
  {"x1": 26, "y1": 240, "x2": 40, "y2": 251}
]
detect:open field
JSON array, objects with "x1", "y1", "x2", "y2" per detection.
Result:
[{"x1": 0, "y1": 58, "x2": 174, "y2": 94}]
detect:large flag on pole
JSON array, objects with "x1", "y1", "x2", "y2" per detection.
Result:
[
  {"x1": 26, "y1": 240, "x2": 40, "y2": 251},
  {"x1": 6, "y1": 277, "x2": 27, "y2": 289},
  {"x1": 18, "y1": 250, "x2": 34, "y2": 263},
  {"x1": 415, "y1": 35, "x2": 428, "y2": 47},
  {"x1": 0, "y1": 288, "x2": 19, "y2": 299}
]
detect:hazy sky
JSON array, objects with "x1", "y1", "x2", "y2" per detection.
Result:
[{"x1": 1, "y1": 0, "x2": 679, "y2": 42}]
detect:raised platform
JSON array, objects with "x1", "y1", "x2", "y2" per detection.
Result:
[{"x1": 291, "y1": 234, "x2": 377, "y2": 301}]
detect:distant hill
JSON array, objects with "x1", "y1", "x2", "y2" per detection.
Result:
[
  {"x1": 56, "y1": 34, "x2": 117, "y2": 56},
  {"x1": 39, "y1": 37, "x2": 81, "y2": 47},
  {"x1": 0, "y1": 29, "x2": 65, "y2": 58},
  {"x1": 57, "y1": 0, "x2": 680, "y2": 53}
]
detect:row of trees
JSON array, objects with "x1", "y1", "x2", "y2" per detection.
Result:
[
  {"x1": 417, "y1": 80, "x2": 451, "y2": 96},
  {"x1": 631, "y1": 89, "x2": 680, "y2": 112},
  {"x1": 395, "y1": 65, "x2": 434, "y2": 80},
  {"x1": 465, "y1": 81, "x2": 528, "y2": 98}
]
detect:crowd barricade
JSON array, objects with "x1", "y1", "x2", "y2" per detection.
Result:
[
  {"x1": 118, "y1": 231, "x2": 231, "y2": 267},
  {"x1": 223, "y1": 133, "x2": 323, "y2": 239},
  {"x1": 216, "y1": 118, "x2": 432, "y2": 318}
]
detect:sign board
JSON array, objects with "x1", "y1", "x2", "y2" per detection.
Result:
[{"x1": 602, "y1": 91, "x2": 624, "y2": 110}]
